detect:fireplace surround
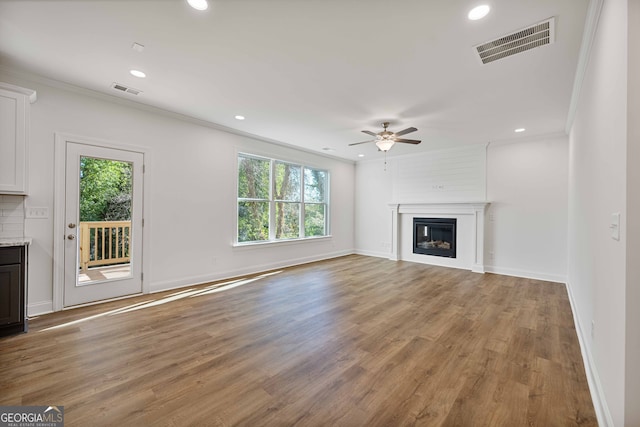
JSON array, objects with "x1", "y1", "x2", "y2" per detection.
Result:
[{"x1": 388, "y1": 202, "x2": 489, "y2": 272}]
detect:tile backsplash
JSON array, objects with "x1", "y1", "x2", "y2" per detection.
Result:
[{"x1": 0, "y1": 195, "x2": 25, "y2": 238}]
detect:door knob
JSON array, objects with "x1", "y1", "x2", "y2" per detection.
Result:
[
  {"x1": 67, "y1": 235, "x2": 76, "y2": 240},
  {"x1": 68, "y1": 223, "x2": 76, "y2": 229}
]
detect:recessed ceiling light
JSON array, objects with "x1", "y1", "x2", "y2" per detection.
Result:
[
  {"x1": 129, "y1": 69, "x2": 146, "y2": 78},
  {"x1": 468, "y1": 5, "x2": 490, "y2": 20},
  {"x1": 514, "y1": 128, "x2": 526, "y2": 133},
  {"x1": 234, "y1": 115, "x2": 245, "y2": 120},
  {"x1": 358, "y1": 154, "x2": 365, "y2": 158},
  {"x1": 187, "y1": 0, "x2": 208, "y2": 11}
]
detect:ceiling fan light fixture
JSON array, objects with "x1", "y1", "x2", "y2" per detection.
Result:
[
  {"x1": 376, "y1": 140, "x2": 395, "y2": 152},
  {"x1": 349, "y1": 122, "x2": 420, "y2": 153}
]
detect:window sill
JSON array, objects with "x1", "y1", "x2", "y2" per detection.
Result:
[{"x1": 233, "y1": 235, "x2": 333, "y2": 249}]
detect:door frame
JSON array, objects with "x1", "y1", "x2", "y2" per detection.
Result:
[{"x1": 53, "y1": 133, "x2": 151, "y2": 311}]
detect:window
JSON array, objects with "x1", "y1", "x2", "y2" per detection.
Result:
[
  {"x1": 303, "y1": 168, "x2": 327, "y2": 237},
  {"x1": 237, "y1": 155, "x2": 270, "y2": 242},
  {"x1": 237, "y1": 154, "x2": 329, "y2": 243}
]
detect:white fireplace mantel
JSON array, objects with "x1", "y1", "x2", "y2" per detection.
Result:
[{"x1": 388, "y1": 202, "x2": 490, "y2": 273}]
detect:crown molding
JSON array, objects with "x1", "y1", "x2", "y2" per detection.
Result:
[
  {"x1": 487, "y1": 130, "x2": 568, "y2": 147},
  {"x1": 565, "y1": 0, "x2": 605, "y2": 133}
]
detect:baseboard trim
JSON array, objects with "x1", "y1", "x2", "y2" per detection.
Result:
[
  {"x1": 565, "y1": 280, "x2": 614, "y2": 427},
  {"x1": 484, "y1": 265, "x2": 566, "y2": 283},
  {"x1": 28, "y1": 300, "x2": 53, "y2": 317},
  {"x1": 354, "y1": 249, "x2": 390, "y2": 259},
  {"x1": 149, "y1": 250, "x2": 354, "y2": 294}
]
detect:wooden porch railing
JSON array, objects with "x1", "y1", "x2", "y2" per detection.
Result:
[{"x1": 79, "y1": 221, "x2": 131, "y2": 272}]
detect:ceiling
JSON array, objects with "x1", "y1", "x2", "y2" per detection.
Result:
[{"x1": 0, "y1": 0, "x2": 589, "y2": 161}]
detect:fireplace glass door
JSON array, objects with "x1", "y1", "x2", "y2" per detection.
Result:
[{"x1": 413, "y1": 218, "x2": 457, "y2": 258}]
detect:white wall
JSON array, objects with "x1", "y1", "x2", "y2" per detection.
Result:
[
  {"x1": 355, "y1": 140, "x2": 569, "y2": 282},
  {"x1": 626, "y1": 2, "x2": 640, "y2": 424},
  {"x1": 392, "y1": 144, "x2": 487, "y2": 203},
  {"x1": 567, "y1": 0, "x2": 628, "y2": 424},
  {"x1": 486, "y1": 136, "x2": 568, "y2": 282},
  {"x1": 0, "y1": 72, "x2": 355, "y2": 314},
  {"x1": 354, "y1": 158, "x2": 393, "y2": 258}
]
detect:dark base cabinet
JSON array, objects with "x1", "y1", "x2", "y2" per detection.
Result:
[{"x1": 0, "y1": 246, "x2": 27, "y2": 337}]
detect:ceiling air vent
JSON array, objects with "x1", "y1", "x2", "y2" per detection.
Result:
[
  {"x1": 111, "y1": 82, "x2": 142, "y2": 96},
  {"x1": 474, "y1": 17, "x2": 555, "y2": 65}
]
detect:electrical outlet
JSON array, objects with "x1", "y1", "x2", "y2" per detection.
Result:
[
  {"x1": 489, "y1": 251, "x2": 494, "y2": 260},
  {"x1": 26, "y1": 207, "x2": 49, "y2": 219}
]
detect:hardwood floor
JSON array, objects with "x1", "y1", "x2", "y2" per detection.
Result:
[{"x1": 0, "y1": 255, "x2": 597, "y2": 426}]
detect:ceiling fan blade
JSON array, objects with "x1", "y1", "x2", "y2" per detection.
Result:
[
  {"x1": 349, "y1": 140, "x2": 375, "y2": 146},
  {"x1": 362, "y1": 130, "x2": 378, "y2": 137},
  {"x1": 395, "y1": 138, "x2": 421, "y2": 144},
  {"x1": 394, "y1": 127, "x2": 418, "y2": 136}
]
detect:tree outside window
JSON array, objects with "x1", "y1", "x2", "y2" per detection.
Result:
[
  {"x1": 304, "y1": 168, "x2": 327, "y2": 237},
  {"x1": 237, "y1": 155, "x2": 270, "y2": 242},
  {"x1": 237, "y1": 154, "x2": 329, "y2": 243},
  {"x1": 274, "y1": 161, "x2": 301, "y2": 239}
]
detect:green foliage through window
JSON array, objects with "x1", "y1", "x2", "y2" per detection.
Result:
[
  {"x1": 237, "y1": 154, "x2": 328, "y2": 243},
  {"x1": 80, "y1": 157, "x2": 133, "y2": 222}
]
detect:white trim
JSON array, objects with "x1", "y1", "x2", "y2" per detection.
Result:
[
  {"x1": 52, "y1": 136, "x2": 66, "y2": 311},
  {"x1": 236, "y1": 151, "x2": 331, "y2": 245},
  {"x1": 27, "y1": 300, "x2": 53, "y2": 317},
  {"x1": 354, "y1": 249, "x2": 391, "y2": 259},
  {"x1": 149, "y1": 250, "x2": 353, "y2": 293},
  {"x1": 233, "y1": 235, "x2": 333, "y2": 249},
  {"x1": 487, "y1": 131, "x2": 568, "y2": 147},
  {"x1": 565, "y1": 280, "x2": 614, "y2": 427},
  {"x1": 0, "y1": 81, "x2": 36, "y2": 103},
  {"x1": 53, "y1": 132, "x2": 151, "y2": 311},
  {"x1": 484, "y1": 265, "x2": 566, "y2": 284},
  {"x1": 565, "y1": 0, "x2": 605, "y2": 133},
  {"x1": 388, "y1": 202, "x2": 489, "y2": 272}
]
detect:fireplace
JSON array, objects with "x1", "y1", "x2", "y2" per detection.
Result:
[{"x1": 413, "y1": 218, "x2": 457, "y2": 258}]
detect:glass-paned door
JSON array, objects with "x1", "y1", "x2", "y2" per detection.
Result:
[{"x1": 64, "y1": 142, "x2": 143, "y2": 307}]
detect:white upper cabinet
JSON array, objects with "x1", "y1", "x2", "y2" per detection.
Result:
[{"x1": 0, "y1": 82, "x2": 36, "y2": 194}]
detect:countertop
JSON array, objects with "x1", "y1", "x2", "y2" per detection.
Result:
[{"x1": 0, "y1": 237, "x2": 32, "y2": 247}]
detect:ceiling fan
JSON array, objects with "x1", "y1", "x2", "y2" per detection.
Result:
[{"x1": 349, "y1": 122, "x2": 421, "y2": 152}]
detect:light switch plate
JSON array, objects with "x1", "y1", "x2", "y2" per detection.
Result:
[
  {"x1": 611, "y1": 212, "x2": 620, "y2": 241},
  {"x1": 26, "y1": 207, "x2": 49, "y2": 219}
]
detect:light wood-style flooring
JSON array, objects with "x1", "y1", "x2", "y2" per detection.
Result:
[{"x1": 0, "y1": 255, "x2": 597, "y2": 426}]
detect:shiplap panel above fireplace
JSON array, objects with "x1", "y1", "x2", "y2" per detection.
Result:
[{"x1": 392, "y1": 144, "x2": 487, "y2": 203}]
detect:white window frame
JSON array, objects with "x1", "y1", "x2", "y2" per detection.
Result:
[{"x1": 236, "y1": 152, "x2": 330, "y2": 245}]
